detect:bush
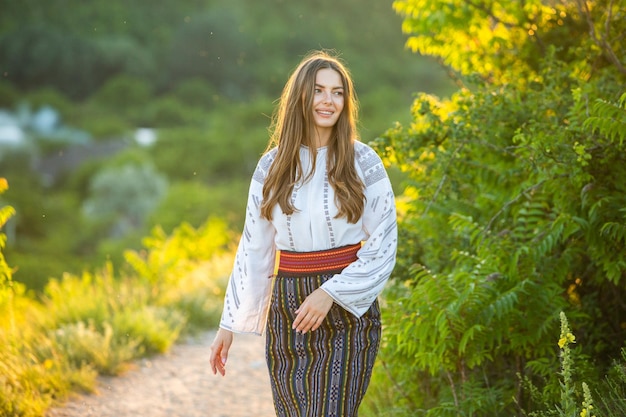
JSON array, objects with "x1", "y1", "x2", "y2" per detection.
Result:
[
  {"x1": 172, "y1": 78, "x2": 218, "y2": 109},
  {"x1": 148, "y1": 127, "x2": 263, "y2": 182},
  {"x1": 51, "y1": 321, "x2": 139, "y2": 376},
  {"x1": 0, "y1": 80, "x2": 19, "y2": 107},
  {"x1": 0, "y1": 26, "x2": 108, "y2": 99},
  {"x1": 368, "y1": 1, "x2": 626, "y2": 414},
  {"x1": 149, "y1": 180, "x2": 248, "y2": 232},
  {"x1": 137, "y1": 96, "x2": 205, "y2": 127},
  {"x1": 72, "y1": 110, "x2": 131, "y2": 139},
  {"x1": 89, "y1": 74, "x2": 153, "y2": 111},
  {"x1": 595, "y1": 349, "x2": 626, "y2": 416},
  {"x1": 19, "y1": 88, "x2": 73, "y2": 118},
  {"x1": 94, "y1": 36, "x2": 157, "y2": 80},
  {"x1": 6, "y1": 187, "x2": 97, "y2": 291},
  {"x1": 82, "y1": 162, "x2": 168, "y2": 236},
  {"x1": 164, "y1": 9, "x2": 257, "y2": 100},
  {"x1": 0, "y1": 332, "x2": 98, "y2": 417},
  {"x1": 111, "y1": 306, "x2": 185, "y2": 356}
]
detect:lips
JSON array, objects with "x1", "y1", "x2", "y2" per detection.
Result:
[{"x1": 316, "y1": 110, "x2": 334, "y2": 116}]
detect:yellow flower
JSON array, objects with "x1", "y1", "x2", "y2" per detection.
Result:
[
  {"x1": 558, "y1": 332, "x2": 576, "y2": 348},
  {"x1": 580, "y1": 409, "x2": 587, "y2": 417}
]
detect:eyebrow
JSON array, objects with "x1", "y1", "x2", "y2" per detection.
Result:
[{"x1": 315, "y1": 83, "x2": 344, "y2": 91}]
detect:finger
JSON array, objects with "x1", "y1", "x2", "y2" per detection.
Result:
[
  {"x1": 296, "y1": 312, "x2": 317, "y2": 333},
  {"x1": 216, "y1": 359, "x2": 226, "y2": 376},
  {"x1": 209, "y1": 344, "x2": 220, "y2": 375},
  {"x1": 292, "y1": 307, "x2": 308, "y2": 330},
  {"x1": 210, "y1": 343, "x2": 229, "y2": 376},
  {"x1": 306, "y1": 315, "x2": 323, "y2": 333},
  {"x1": 305, "y1": 311, "x2": 329, "y2": 333},
  {"x1": 303, "y1": 321, "x2": 314, "y2": 334},
  {"x1": 218, "y1": 345, "x2": 231, "y2": 376},
  {"x1": 219, "y1": 352, "x2": 228, "y2": 375},
  {"x1": 295, "y1": 308, "x2": 314, "y2": 329},
  {"x1": 213, "y1": 355, "x2": 226, "y2": 376},
  {"x1": 311, "y1": 316, "x2": 324, "y2": 332}
]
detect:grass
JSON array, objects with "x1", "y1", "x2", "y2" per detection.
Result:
[{"x1": 0, "y1": 209, "x2": 233, "y2": 416}]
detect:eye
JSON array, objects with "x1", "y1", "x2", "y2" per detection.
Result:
[
  {"x1": 334, "y1": 90, "x2": 344, "y2": 96},
  {"x1": 314, "y1": 87, "x2": 322, "y2": 94}
]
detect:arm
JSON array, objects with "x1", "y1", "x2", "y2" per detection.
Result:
[
  {"x1": 320, "y1": 150, "x2": 398, "y2": 317},
  {"x1": 219, "y1": 152, "x2": 277, "y2": 335}
]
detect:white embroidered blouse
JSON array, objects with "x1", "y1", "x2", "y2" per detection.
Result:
[{"x1": 219, "y1": 140, "x2": 398, "y2": 335}]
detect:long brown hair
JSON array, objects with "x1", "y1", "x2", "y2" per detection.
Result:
[{"x1": 260, "y1": 50, "x2": 365, "y2": 223}]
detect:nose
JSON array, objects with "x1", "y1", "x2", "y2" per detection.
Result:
[{"x1": 323, "y1": 91, "x2": 332, "y2": 104}]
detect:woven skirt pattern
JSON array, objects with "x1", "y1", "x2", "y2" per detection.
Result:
[{"x1": 265, "y1": 273, "x2": 381, "y2": 417}]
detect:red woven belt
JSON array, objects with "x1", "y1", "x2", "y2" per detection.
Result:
[{"x1": 274, "y1": 243, "x2": 362, "y2": 277}]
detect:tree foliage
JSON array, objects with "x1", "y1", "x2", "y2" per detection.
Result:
[
  {"x1": 1, "y1": 0, "x2": 452, "y2": 291},
  {"x1": 83, "y1": 162, "x2": 168, "y2": 236},
  {"x1": 371, "y1": 0, "x2": 626, "y2": 415},
  {"x1": 0, "y1": 0, "x2": 450, "y2": 101}
]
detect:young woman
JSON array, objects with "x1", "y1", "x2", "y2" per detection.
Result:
[{"x1": 209, "y1": 50, "x2": 397, "y2": 417}]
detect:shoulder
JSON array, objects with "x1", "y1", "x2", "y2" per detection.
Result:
[
  {"x1": 353, "y1": 141, "x2": 388, "y2": 186},
  {"x1": 252, "y1": 147, "x2": 278, "y2": 184},
  {"x1": 354, "y1": 140, "x2": 383, "y2": 165}
]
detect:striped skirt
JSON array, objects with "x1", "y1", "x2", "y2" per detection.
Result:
[{"x1": 265, "y1": 273, "x2": 381, "y2": 417}]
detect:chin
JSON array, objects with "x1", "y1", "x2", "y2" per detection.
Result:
[{"x1": 315, "y1": 120, "x2": 339, "y2": 129}]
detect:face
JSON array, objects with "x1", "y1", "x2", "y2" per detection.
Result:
[{"x1": 311, "y1": 68, "x2": 345, "y2": 137}]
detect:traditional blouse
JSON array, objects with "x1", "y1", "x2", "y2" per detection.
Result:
[{"x1": 219, "y1": 140, "x2": 398, "y2": 335}]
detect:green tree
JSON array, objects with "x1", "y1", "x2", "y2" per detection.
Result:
[
  {"x1": 83, "y1": 162, "x2": 168, "y2": 237},
  {"x1": 164, "y1": 8, "x2": 258, "y2": 100},
  {"x1": 370, "y1": 0, "x2": 626, "y2": 415}
]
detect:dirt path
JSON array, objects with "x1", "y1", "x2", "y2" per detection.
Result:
[{"x1": 46, "y1": 331, "x2": 276, "y2": 417}]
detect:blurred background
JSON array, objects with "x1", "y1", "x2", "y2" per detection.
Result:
[
  {"x1": 3, "y1": 2, "x2": 626, "y2": 416},
  {"x1": 0, "y1": 0, "x2": 454, "y2": 292}
]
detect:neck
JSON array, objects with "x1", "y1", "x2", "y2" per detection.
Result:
[{"x1": 312, "y1": 127, "x2": 332, "y2": 148}]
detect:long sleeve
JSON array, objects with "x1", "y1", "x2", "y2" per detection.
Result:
[
  {"x1": 219, "y1": 152, "x2": 277, "y2": 335},
  {"x1": 320, "y1": 144, "x2": 398, "y2": 317}
]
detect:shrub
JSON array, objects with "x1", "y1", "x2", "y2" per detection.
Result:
[
  {"x1": 0, "y1": 332, "x2": 98, "y2": 417},
  {"x1": 149, "y1": 180, "x2": 248, "y2": 232},
  {"x1": 82, "y1": 162, "x2": 168, "y2": 236},
  {"x1": 172, "y1": 78, "x2": 218, "y2": 109},
  {"x1": 148, "y1": 128, "x2": 228, "y2": 181},
  {"x1": 0, "y1": 80, "x2": 19, "y2": 107},
  {"x1": 111, "y1": 306, "x2": 185, "y2": 356},
  {"x1": 368, "y1": 0, "x2": 626, "y2": 413},
  {"x1": 89, "y1": 74, "x2": 152, "y2": 111},
  {"x1": 19, "y1": 88, "x2": 73, "y2": 118},
  {"x1": 137, "y1": 96, "x2": 205, "y2": 127},
  {"x1": 595, "y1": 349, "x2": 626, "y2": 416},
  {"x1": 74, "y1": 111, "x2": 131, "y2": 139},
  {"x1": 164, "y1": 9, "x2": 257, "y2": 100},
  {"x1": 0, "y1": 26, "x2": 107, "y2": 99},
  {"x1": 51, "y1": 321, "x2": 139, "y2": 376}
]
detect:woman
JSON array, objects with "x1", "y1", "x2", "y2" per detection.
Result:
[{"x1": 209, "y1": 50, "x2": 397, "y2": 417}]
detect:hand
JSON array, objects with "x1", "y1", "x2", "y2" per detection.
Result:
[
  {"x1": 209, "y1": 328, "x2": 233, "y2": 376},
  {"x1": 292, "y1": 288, "x2": 334, "y2": 334}
]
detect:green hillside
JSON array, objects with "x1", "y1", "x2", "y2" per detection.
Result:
[{"x1": 0, "y1": 0, "x2": 454, "y2": 290}]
